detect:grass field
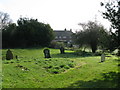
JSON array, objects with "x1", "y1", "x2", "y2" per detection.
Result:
[{"x1": 2, "y1": 48, "x2": 120, "y2": 88}]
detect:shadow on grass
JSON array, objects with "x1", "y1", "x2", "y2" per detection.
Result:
[
  {"x1": 51, "y1": 52, "x2": 81, "y2": 58},
  {"x1": 51, "y1": 52, "x2": 94, "y2": 58},
  {"x1": 51, "y1": 52, "x2": 99, "y2": 58},
  {"x1": 66, "y1": 71, "x2": 120, "y2": 88}
]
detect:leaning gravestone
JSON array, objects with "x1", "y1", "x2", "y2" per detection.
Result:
[
  {"x1": 43, "y1": 49, "x2": 51, "y2": 58},
  {"x1": 60, "y1": 47, "x2": 65, "y2": 54},
  {"x1": 6, "y1": 49, "x2": 13, "y2": 60},
  {"x1": 101, "y1": 53, "x2": 105, "y2": 62}
]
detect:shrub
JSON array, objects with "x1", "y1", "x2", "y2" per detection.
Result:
[
  {"x1": 94, "y1": 52, "x2": 102, "y2": 56},
  {"x1": 49, "y1": 41, "x2": 57, "y2": 48},
  {"x1": 49, "y1": 41, "x2": 65, "y2": 49}
]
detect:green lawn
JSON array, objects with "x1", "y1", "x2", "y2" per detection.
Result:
[{"x1": 2, "y1": 48, "x2": 120, "y2": 88}]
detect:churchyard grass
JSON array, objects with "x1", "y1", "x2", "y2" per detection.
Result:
[{"x1": 2, "y1": 48, "x2": 119, "y2": 88}]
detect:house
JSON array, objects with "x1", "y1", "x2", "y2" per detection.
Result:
[{"x1": 53, "y1": 29, "x2": 73, "y2": 44}]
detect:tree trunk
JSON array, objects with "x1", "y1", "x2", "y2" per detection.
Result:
[
  {"x1": 91, "y1": 45, "x2": 97, "y2": 53},
  {"x1": 91, "y1": 43, "x2": 97, "y2": 53}
]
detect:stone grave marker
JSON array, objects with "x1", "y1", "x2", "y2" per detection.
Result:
[
  {"x1": 43, "y1": 49, "x2": 51, "y2": 58},
  {"x1": 60, "y1": 47, "x2": 65, "y2": 54},
  {"x1": 15, "y1": 55, "x2": 17, "y2": 59},
  {"x1": 101, "y1": 53, "x2": 105, "y2": 62},
  {"x1": 6, "y1": 49, "x2": 13, "y2": 60}
]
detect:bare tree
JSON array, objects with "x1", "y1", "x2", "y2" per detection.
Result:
[{"x1": 0, "y1": 11, "x2": 12, "y2": 30}]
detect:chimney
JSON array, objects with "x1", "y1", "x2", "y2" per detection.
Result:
[
  {"x1": 70, "y1": 29, "x2": 72, "y2": 32},
  {"x1": 64, "y1": 28, "x2": 67, "y2": 31}
]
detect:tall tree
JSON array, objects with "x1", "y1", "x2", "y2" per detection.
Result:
[
  {"x1": 2, "y1": 23, "x2": 17, "y2": 48},
  {"x1": 98, "y1": 27, "x2": 117, "y2": 52},
  {"x1": 16, "y1": 17, "x2": 54, "y2": 47},
  {"x1": 101, "y1": 0, "x2": 120, "y2": 56},
  {"x1": 2, "y1": 17, "x2": 55, "y2": 48},
  {"x1": 74, "y1": 21, "x2": 106, "y2": 53}
]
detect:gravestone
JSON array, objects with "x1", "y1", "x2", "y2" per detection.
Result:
[
  {"x1": 101, "y1": 53, "x2": 105, "y2": 62},
  {"x1": 6, "y1": 49, "x2": 13, "y2": 60},
  {"x1": 60, "y1": 47, "x2": 65, "y2": 54},
  {"x1": 43, "y1": 49, "x2": 51, "y2": 58},
  {"x1": 15, "y1": 55, "x2": 17, "y2": 59},
  {"x1": 16, "y1": 55, "x2": 19, "y2": 61}
]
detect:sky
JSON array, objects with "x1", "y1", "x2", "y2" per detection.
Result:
[{"x1": 0, "y1": 0, "x2": 111, "y2": 32}]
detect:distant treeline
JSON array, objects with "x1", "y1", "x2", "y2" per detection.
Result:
[{"x1": 2, "y1": 17, "x2": 55, "y2": 48}]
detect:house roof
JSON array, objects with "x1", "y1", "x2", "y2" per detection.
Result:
[{"x1": 53, "y1": 30, "x2": 73, "y2": 37}]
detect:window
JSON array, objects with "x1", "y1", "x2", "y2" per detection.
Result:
[{"x1": 63, "y1": 36, "x2": 66, "y2": 38}]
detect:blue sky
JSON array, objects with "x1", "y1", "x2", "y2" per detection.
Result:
[{"x1": 0, "y1": 0, "x2": 111, "y2": 32}]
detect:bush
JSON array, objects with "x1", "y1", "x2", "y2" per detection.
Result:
[
  {"x1": 94, "y1": 52, "x2": 102, "y2": 56},
  {"x1": 49, "y1": 41, "x2": 57, "y2": 48},
  {"x1": 49, "y1": 41, "x2": 65, "y2": 49}
]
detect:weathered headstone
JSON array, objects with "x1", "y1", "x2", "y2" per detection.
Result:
[
  {"x1": 101, "y1": 53, "x2": 105, "y2": 62},
  {"x1": 15, "y1": 55, "x2": 17, "y2": 59},
  {"x1": 60, "y1": 47, "x2": 65, "y2": 54},
  {"x1": 6, "y1": 49, "x2": 13, "y2": 60},
  {"x1": 43, "y1": 49, "x2": 51, "y2": 58}
]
